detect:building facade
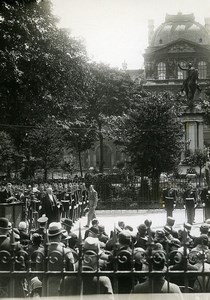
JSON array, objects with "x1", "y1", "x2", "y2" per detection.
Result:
[
  {"x1": 143, "y1": 12, "x2": 210, "y2": 147},
  {"x1": 79, "y1": 13, "x2": 210, "y2": 174}
]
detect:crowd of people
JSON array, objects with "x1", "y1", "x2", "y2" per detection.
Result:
[{"x1": 0, "y1": 181, "x2": 210, "y2": 297}]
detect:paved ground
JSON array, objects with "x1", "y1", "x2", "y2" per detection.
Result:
[{"x1": 72, "y1": 208, "x2": 205, "y2": 238}]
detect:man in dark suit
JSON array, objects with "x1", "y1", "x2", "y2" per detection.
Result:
[
  {"x1": 0, "y1": 183, "x2": 16, "y2": 203},
  {"x1": 39, "y1": 187, "x2": 60, "y2": 224}
]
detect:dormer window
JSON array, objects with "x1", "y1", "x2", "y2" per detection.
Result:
[{"x1": 159, "y1": 39, "x2": 163, "y2": 44}]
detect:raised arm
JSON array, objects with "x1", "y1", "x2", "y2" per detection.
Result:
[{"x1": 178, "y1": 63, "x2": 188, "y2": 71}]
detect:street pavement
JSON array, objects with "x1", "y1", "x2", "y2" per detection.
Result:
[{"x1": 72, "y1": 208, "x2": 205, "y2": 238}]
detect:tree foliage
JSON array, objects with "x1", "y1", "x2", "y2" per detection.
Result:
[
  {"x1": 0, "y1": 0, "x2": 89, "y2": 145},
  {"x1": 109, "y1": 93, "x2": 184, "y2": 179}
]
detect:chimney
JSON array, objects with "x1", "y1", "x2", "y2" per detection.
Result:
[
  {"x1": 148, "y1": 19, "x2": 154, "y2": 45},
  {"x1": 205, "y1": 17, "x2": 210, "y2": 33}
]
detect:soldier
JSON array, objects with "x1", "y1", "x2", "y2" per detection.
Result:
[{"x1": 162, "y1": 188, "x2": 175, "y2": 218}]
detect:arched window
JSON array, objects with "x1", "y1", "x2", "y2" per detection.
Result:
[
  {"x1": 157, "y1": 62, "x2": 166, "y2": 79},
  {"x1": 198, "y1": 61, "x2": 207, "y2": 79},
  {"x1": 178, "y1": 61, "x2": 187, "y2": 79}
]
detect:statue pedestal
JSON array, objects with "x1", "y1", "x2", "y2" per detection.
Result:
[
  {"x1": 181, "y1": 106, "x2": 204, "y2": 152},
  {"x1": 0, "y1": 202, "x2": 24, "y2": 227}
]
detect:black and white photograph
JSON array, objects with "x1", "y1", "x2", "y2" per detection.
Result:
[{"x1": 1, "y1": 0, "x2": 210, "y2": 297}]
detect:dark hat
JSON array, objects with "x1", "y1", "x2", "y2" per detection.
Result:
[
  {"x1": 200, "y1": 223, "x2": 209, "y2": 233},
  {"x1": 37, "y1": 215, "x2": 48, "y2": 224},
  {"x1": 167, "y1": 217, "x2": 175, "y2": 226},
  {"x1": 61, "y1": 218, "x2": 73, "y2": 228},
  {"x1": 91, "y1": 218, "x2": 99, "y2": 226},
  {"x1": 32, "y1": 233, "x2": 42, "y2": 243},
  {"x1": 0, "y1": 217, "x2": 9, "y2": 230},
  {"x1": 144, "y1": 219, "x2": 152, "y2": 227},
  {"x1": 137, "y1": 224, "x2": 147, "y2": 232},
  {"x1": 197, "y1": 234, "x2": 209, "y2": 246},
  {"x1": 89, "y1": 227, "x2": 99, "y2": 235},
  {"x1": 184, "y1": 223, "x2": 192, "y2": 231},
  {"x1": 125, "y1": 225, "x2": 133, "y2": 232},
  {"x1": 119, "y1": 230, "x2": 132, "y2": 244},
  {"x1": 48, "y1": 222, "x2": 65, "y2": 237},
  {"x1": 155, "y1": 230, "x2": 165, "y2": 238}
]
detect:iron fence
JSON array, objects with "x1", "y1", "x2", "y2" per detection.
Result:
[
  {"x1": 95, "y1": 176, "x2": 202, "y2": 210},
  {"x1": 0, "y1": 241, "x2": 210, "y2": 297}
]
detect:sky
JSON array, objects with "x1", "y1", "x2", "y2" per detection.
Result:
[{"x1": 52, "y1": 0, "x2": 210, "y2": 70}]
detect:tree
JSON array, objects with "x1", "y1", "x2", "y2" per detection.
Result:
[
  {"x1": 0, "y1": 0, "x2": 89, "y2": 147},
  {"x1": 60, "y1": 117, "x2": 96, "y2": 177},
  {"x1": 0, "y1": 131, "x2": 18, "y2": 179},
  {"x1": 23, "y1": 121, "x2": 64, "y2": 181},
  {"x1": 85, "y1": 63, "x2": 142, "y2": 173},
  {"x1": 188, "y1": 149, "x2": 208, "y2": 186},
  {"x1": 109, "y1": 93, "x2": 184, "y2": 200}
]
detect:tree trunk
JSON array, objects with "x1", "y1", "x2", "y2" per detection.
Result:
[
  {"x1": 78, "y1": 151, "x2": 83, "y2": 177},
  {"x1": 98, "y1": 123, "x2": 104, "y2": 173},
  {"x1": 44, "y1": 163, "x2": 48, "y2": 182}
]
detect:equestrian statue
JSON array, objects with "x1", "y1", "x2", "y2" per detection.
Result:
[{"x1": 178, "y1": 63, "x2": 202, "y2": 108}]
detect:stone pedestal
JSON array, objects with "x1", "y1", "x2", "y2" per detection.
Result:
[{"x1": 181, "y1": 106, "x2": 204, "y2": 153}]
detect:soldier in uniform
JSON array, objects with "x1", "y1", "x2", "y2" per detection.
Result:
[{"x1": 162, "y1": 188, "x2": 175, "y2": 218}]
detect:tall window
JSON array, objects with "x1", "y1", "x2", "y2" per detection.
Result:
[
  {"x1": 198, "y1": 61, "x2": 207, "y2": 79},
  {"x1": 178, "y1": 61, "x2": 187, "y2": 79},
  {"x1": 157, "y1": 62, "x2": 166, "y2": 79}
]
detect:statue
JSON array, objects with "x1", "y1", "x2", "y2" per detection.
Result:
[{"x1": 178, "y1": 63, "x2": 202, "y2": 108}]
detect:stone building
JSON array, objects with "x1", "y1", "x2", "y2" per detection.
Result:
[
  {"x1": 144, "y1": 13, "x2": 210, "y2": 142},
  {"x1": 78, "y1": 12, "x2": 210, "y2": 174}
]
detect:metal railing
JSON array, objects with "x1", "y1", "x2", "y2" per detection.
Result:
[{"x1": 0, "y1": 240, "x2": 210, "y2": 297}]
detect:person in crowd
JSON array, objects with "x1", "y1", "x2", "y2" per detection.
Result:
[
  {"x1": 33, "y1": 215, "x2": 48, "y2": 242},
  {"x1": 61, "y1": 218, "x2": 78, "y2": 249},
  {"x1": 36, "y1": 222, "x2": 75, "y2": 296},
  {"x1": 0, "y1": 182, "x2": 16, "y2": 203},
  {"x1": 39, "y1": 187, "x2": 60, "y2": 224},
  {"x1": 165, "y1": 216, "x2": 178, "y2": 238},
  {"x1": 84, "y1": 185, "x2": 98, "y2": 228},
  {"x1": 18, "y1": 221, "x2": 30, "y2": 246},
  {"x1": 0, "y1": 217, "x2": 25, "y2": 297},
  {"x1": 59, "y1": 236, "x2": 113, "y2": 298},
  {"x1": 98, "y1": 225, "x2": 109, "y2": 244},
  {"x1": 135, "y1": 224, "x2": 148, "y2": 249},
  {"x1": 30, "y1": 276, "x2": 42, "y2": 299},
  {"x1": 164, "y1": 197, "x2": 175, "y2": 217},
  {"x1": 183, "y1": 185, "x2": 196, "y2": 224},
  {"x1": 84, "y1": 218, "x2": 99, "y2": 239},
  {"x1": 132, "y1": 250, "x2": 181, "y2": 294}
]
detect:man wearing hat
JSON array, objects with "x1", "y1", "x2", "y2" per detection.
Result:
[
  {"x1": 39, "y1": 187, "x2": 60, "y2": 224},
  {"x1": 36, "y1": 222, "x2": 74, "y2": 296},
  {"x1": 184, "y1": 195, "x2": 196, "y2": 225},
  {"x1": 133, "y1": 250, "x2": 181, "y2": 294},
  {"x1": 162, "y1": 188, "x2": 175, "y2": 219},
  {"x1": 60, "y1": 237, "x2": 113, "y2": 297},
  {"x1": 0, "y1": 218, "x2": 20, "y2": 296},
  {"x1": 135, "y1": 224, "x2": 148, "y2": 249},
  {"x1": 61, "y1": 218, "x2": 78, "y2": 249},
  {"x1": 34, "y1": 215, "x2": 48, "y2": 241},
  {"x1": 165, "y1": 217, "x2": 178, "y2": 239},
  {"x1": 30, "y1": 276, "x2": 42, "y2": 299}
]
